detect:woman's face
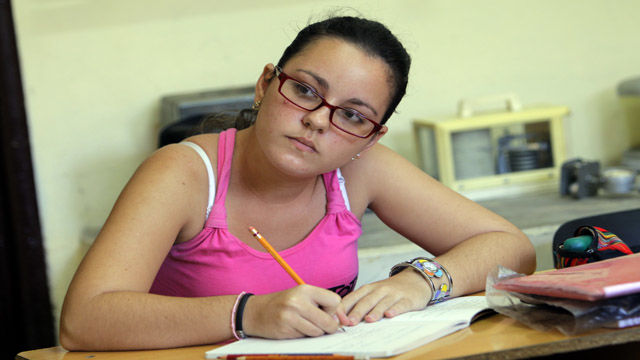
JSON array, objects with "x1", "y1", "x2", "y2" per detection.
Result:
[{"x1": 252, "y1": 36, "x2": 393, "y2": 178}]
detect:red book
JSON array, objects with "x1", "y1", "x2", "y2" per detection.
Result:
[{"x1": 494, "y1": 253, "x2": 640, "y2": 301}]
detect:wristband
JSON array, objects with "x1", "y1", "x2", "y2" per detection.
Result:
[
  {"x1": 423, "y1": 259, "x2": 453, "y2": 304},
  {"x1": 231, "y1": 292, "x2": 254, "y2": 339},
  {"x1": 389, "y1": 257, "x2": 453, "y2": 305}
]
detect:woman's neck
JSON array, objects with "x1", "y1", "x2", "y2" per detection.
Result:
[{"x1": 232, "y1": 128, "x2": 322, "y2": 205}]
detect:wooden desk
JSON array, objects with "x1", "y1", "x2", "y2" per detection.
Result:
[{"x1": 16, "y1": 313, "x2": 640, "y2": 360}]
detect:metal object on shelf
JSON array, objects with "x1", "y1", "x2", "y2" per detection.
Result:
[
  {"x1": 560, "y1": 159, "x2": 601, "y2": 199},
  {"x1": 560, "y1": 159, "x2": 637, "y2": 198}
]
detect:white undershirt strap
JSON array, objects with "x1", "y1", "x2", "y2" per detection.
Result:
[
  {"x1": 336, "y1": 168, "x2": 351, "y2": 211},
  {"x1": 181, "y1": 141, "x2": 216, "y2": 219},
  {"x1": 181, "y1": 142, "x2": 350, "y2": 216}
]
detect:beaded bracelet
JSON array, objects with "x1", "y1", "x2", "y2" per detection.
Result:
[
  {"x1": 389, "y1": 257, "x2": 453, "y2": 305},
  {"x1": 230, "y1": 292, "x2": 254, "y2": 339}
]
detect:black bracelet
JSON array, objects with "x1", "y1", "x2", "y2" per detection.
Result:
[{"x1": 234, "y1": 293, "x2": 254, "y2": 339}]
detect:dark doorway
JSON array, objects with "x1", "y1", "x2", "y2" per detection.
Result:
[{"x1": 1, "y1": 0, "x2": 56, "y2": 358}]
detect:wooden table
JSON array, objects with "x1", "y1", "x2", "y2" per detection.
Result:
[{"x1": 16, "y1": 313, "x2": 640, "y2": 360}]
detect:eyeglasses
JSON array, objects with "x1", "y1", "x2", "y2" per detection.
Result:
[{"x1": 274, "y1": 66, "x2": 382, "y2": 138}]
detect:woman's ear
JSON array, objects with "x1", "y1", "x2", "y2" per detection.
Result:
[
  {"x1": 254, "y1": 63, "x2": 276, "y2": 103},
  {"x1": 362, "y1": 125, "x2": 388, "y2": 151}
]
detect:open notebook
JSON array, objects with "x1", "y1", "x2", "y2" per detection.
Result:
[
  {"x1": 206, "y1": 296, "x2": 491, "y2": 359},
  {"x1": 494, "y1": 253, "x2": 640, "y2": 301}
]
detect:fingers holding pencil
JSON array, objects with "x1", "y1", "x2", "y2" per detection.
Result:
[
  {"x1": 243, "y1": 285, "x2": 344, "y2": 339},
  {"x1": 244, "y1": 226, "x2": 342, "y2": 338}
]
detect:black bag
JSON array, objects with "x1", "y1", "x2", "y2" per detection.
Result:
[
  {"x1": 554, "y1": 225, "x2": 634, "y2": 268},
  {"x1": 552, "y1": 209, "x2": 640, "y2": 268}
]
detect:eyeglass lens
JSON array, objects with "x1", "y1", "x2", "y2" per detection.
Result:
[{"x1": 279, "y1": 76, "x2": 377, "y2": 138}]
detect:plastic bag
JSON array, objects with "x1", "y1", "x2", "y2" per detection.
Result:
[{"x1": 486, "y1": 266, "x2": 640, "y2": 335}]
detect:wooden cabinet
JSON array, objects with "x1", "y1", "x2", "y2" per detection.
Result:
[{"x1": 414, "y1": 103, "x2": 569, "y2": 197}]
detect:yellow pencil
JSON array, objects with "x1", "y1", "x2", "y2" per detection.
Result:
[{"x1": 248, "y1": 226, "x2": 306, "y2": 285}]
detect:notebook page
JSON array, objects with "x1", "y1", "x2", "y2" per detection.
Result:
[{"x1": 206, "y1": 296, "x2": 488, "y2": 358}]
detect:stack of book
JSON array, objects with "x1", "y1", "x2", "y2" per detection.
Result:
[{"x1": 492, "y1": 253, "x2": 640, "y2": 332}]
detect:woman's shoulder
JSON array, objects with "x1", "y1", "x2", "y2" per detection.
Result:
[
  {"x1": 338, "y1": 143, "x2": 409, "y2": 214},
  {"x1": 341, "y1": 143, "x2": 406, "y2": 180},
  {"x1": 181, "y1": 132, "x2": 220, "y2": 161},
  {"x1": 138, "y1": 133, "x2": 220, "y2": 187},
  {"x1": 128, "y1": 134, "x2": 221, "y2": 239},
  {"x1": 341, "y1": 141, "x2": 437, "y2": 193}
]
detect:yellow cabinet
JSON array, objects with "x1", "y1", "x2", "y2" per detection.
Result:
[{"x1": 414, "y1": 104, "x2": 569, "y2": 196}]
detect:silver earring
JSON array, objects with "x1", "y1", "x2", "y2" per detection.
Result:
[
  {"x1": 351, "y1": 153, "x2": 361, "y2": 161},
  {"x1": 251, "y1": 100, "x2": 262, "y2": 110}
]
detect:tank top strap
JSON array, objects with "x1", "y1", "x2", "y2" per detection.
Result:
[
  {"x1": 323, "y1": 168, "x2": 351, "y2": 213},
  {"x1": 180, "y1": 141, "x2": 216, "y2": 220},
  {"x1": 205, "y1": 128, "x2": 237, "y2": 228}
]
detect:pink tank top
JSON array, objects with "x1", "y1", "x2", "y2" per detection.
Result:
[{"x1": 150, "y1": 129, "x2": 361, "y2": 297}]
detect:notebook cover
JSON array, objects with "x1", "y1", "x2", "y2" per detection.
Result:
[{"x1": 494, "y1": 253, "x2": 640, "y2": 301}]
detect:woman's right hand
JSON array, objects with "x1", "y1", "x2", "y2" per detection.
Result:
[{"x1": 242, "y1": 285, "x2": 343, "y2": 339}]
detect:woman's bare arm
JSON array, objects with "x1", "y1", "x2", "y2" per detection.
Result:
[
  {"x1": 59, "y1": 144, "x2": 240, "y2": 350},
  {"x1": 339, "y1": 144, "x2": 536, "y2": 324},
  {"x1": 59, "y1": 143, "x2": 343, "y2": 350}
]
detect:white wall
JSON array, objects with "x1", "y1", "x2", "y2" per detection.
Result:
[{"x1": 12, "y1": 0, "x2": 640, "y2": 339}]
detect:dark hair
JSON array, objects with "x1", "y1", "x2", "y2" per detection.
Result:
[
  {"x1": 199, "y1": 108, "x2": 256, "y2": 133},
  {"x1": 204, "y1": 16, "x2": 410, "y2": 131},
  {"x1": 277, "y1": 16, "x2": 411, "y2": 125}
]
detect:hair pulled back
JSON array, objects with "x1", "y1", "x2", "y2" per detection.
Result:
[
  {"x1": 277, "y1": 16, "x2": 411, "y2": 125},
  {"x1": 203, "y1": 16, "x2": 410, "y2": 132}
]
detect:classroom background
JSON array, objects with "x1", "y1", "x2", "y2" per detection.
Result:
[{"x1": 9, "y1": 0, "x2": 640, "y2": 349}]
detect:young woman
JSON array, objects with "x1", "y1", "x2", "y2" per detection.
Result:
[{"x1": 59, "y1": 16, "x2": 536, "y2": 351}]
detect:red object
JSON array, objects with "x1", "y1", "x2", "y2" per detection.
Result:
[{"x1": 494, "y1": 253, "x2": 640, "y2": 301}]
